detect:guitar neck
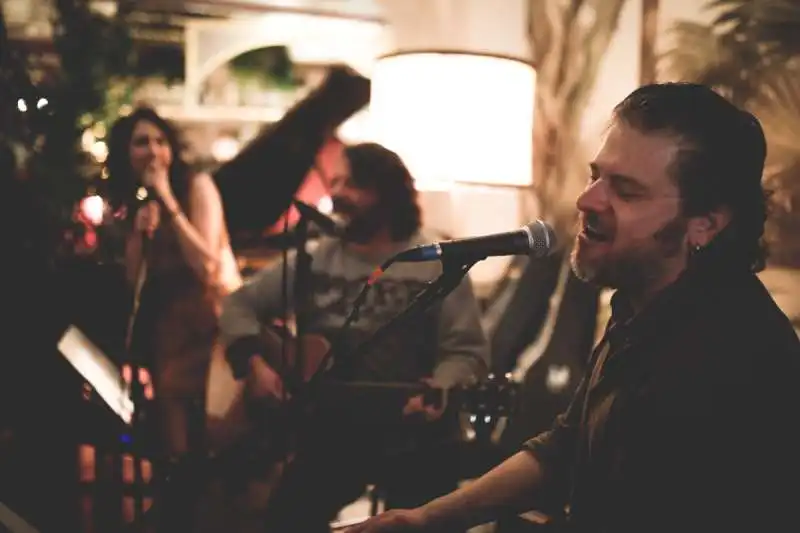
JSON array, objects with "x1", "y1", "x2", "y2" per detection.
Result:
[
  {"x1": 313, "y1": 380, "x2": 460, "y2": 409},
  {"x1": 315, "y1": 380, "x2": 433, "y2": 395}
]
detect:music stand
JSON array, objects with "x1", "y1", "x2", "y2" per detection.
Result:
[
  {"x1": 58, "y1": 325, "x2": 134, "y2": 426},
  {"x1": 58, "y1": 326, "x2": 138, "y2": 531}
]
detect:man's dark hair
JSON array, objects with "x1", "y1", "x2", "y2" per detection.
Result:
[
  {"x1": 613, "y1": 82, "x2": 769, "y2": 272},
  {"x1": 343, "y1": 142, "x2": 422, "y2": 241}
]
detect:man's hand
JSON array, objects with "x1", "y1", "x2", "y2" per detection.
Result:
[
  {"x1": 246, "y1": 356, "x2": 287, "y2": 401},
  {"x1": 402, "y1": 378, "x2": 445, "y2": 421},
  {"x1": 346, "y1": 508, "x2": 428, "y2": 533}
]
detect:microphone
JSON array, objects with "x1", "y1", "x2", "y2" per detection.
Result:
[
  {"x1": 393, "y1": 220, "x2": 557, "y2": 263},
  {"x1": 141, "y1": 187, "x2": 162, "y2": 235},
  {"x1": 292, "y1": 199, "x2": 345, "y2": 238},
  {"x1": 142, "y1": 186, "x2": 157, "y2": 202}
]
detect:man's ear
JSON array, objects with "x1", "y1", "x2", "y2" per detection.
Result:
[{"x1": 687, "y1": 207, "x2": 732, "y2": 248}]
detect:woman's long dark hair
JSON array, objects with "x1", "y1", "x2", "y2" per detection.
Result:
[{"x1": 105, "y1": 107, "x2": 191, "y2": 212}]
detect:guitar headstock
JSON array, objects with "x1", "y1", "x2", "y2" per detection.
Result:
[{"x1": 456, "y1": 373, "x2": 519, "y2": 443}]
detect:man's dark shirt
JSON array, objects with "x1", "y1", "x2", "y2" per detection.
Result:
[{"x1": 524, "y1": 247, "x2": 800, "y2": 532}]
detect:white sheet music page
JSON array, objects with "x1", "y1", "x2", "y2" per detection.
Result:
[{"x1": 57, "y1": 325, "x2": 133, "y2": 425}]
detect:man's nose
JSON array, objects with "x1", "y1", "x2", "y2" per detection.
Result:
[{"x1": 576, "y1": 179, "x2": 608, "y2": 213}]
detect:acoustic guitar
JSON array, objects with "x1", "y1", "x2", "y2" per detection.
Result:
[
  {"x1": 193, "y1": 329, "x2": 519, "y2": 530},
  {"x1": 205, "y1": 327, "x2": 517, "y2": 456},
  {"x1": 205, "y1": 326, "x2": 331, "y2": 454}
]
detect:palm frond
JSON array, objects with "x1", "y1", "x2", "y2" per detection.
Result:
[
  {"x1": 707, "y1": 0, "x2": 756, "y2": 29},
  {"x1": 751, "y1": 64, "x2": 800, "y2": 154},
  {"x1": 709, "y1": 0, "x2": 800, "y2": 60},
  {"x1": 763, "y1": 156, "x2": 800, "y2": 268},
  {"x1": 659, "y1": 21, "x2": 721, "y2": 82},
  {"x1": 659, "y1": 20, "x2": 763, "y2": 103}
]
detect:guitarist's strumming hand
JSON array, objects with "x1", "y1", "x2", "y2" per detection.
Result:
[
  {"x1": 402, "y1": 378, "x2": 444, "y2": 421},
  {"x1": 246, "y1": 356, "x2": 288, "y2": 401}
]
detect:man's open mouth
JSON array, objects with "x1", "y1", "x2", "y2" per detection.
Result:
[{"x1": 582, "y1": 222, "x2": 610, "y2": 242}]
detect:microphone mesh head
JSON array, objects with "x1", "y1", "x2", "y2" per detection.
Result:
[{"x1": 526, "y1": 220, "x2": 558, "y2": 258}]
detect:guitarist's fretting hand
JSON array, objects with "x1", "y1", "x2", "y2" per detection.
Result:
[
  {"x1": 402, "y1": 378, "x2": 445, "y2": 421},
  {"x1": 247, "y1": 356, "x2": 287, "y2": 401}
]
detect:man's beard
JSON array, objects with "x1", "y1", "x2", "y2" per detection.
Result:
[
  {"x1": 336, "y1": 204, "x2": 385, "y2": 243},
  {"x1": 571, "y1": 214, "x2": 687, "y2": 293}
]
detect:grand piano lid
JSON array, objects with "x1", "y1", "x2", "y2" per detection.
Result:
[{"x1": 214, "y1": 64, "x2": 370, "y2": 247}]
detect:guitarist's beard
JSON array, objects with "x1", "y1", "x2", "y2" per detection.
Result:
[{"x1": 336, "y1": 202, "x2": 386, "y2": 244}]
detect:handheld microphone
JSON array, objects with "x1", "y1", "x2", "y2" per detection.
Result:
[
  {"x1": 292, "y1": 199, "x2": 345, "y2": 238},
  {"x1": 393, "y1": 220, "x2": 557, "y2": 263},
  {"x1": 143, "y1": 186, "x2": 157, "y2": 201}
]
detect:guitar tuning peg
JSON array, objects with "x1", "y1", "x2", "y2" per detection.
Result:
[
  {"x1": 504, "y1": 372, "x2": 512, "y2": 381},
  {"x1": 487, "y1": 373, "x2": 495, "y2": 381}
]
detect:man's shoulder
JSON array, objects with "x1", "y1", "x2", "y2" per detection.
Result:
[
  {"x1": 700, "y1": 271, "x2": 800, "y2": 374},
  {"x1": 714, "y1": 272, "x2": 796, "y2": 337}
]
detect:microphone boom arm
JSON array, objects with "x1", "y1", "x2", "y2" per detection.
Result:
[{"x1": 305, "y1": 255, "x2": 482, "y2": 391}]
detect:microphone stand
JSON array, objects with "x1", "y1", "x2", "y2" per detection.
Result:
[
  {"x1": 293, "y1": 214, "x2": 311, "y2": 391},
  {"x1": 277, "y1": 211, "x2": 313, "y2": 453},
  {"x1": 121, "y1": 232, "x2": 199, "y2": 533},
  {"x1": 118, "y1": 233, "x2": 150, "y2": 531},
  {"x1": 300, "y1": 255, "x2": 481, "y2": 406}
]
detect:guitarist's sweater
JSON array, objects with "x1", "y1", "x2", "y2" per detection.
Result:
[{"x1": 220, "y1": 232, "x2": 490, "y2": 389}]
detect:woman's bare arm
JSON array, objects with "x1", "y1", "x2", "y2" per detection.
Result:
[{"x1": 162, "y1": 173, "x2": 225, "y2": 282}]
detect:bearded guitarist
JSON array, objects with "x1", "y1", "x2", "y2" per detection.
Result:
[{"x1": 218, "y1": 142, "x2": 490, "y2": 533}]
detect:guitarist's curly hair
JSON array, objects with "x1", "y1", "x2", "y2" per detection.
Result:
[{"x1": 343, "y1": 142, "x2": 422, "y2": 242}]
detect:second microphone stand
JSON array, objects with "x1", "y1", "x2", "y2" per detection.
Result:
[
  {"x1": 292, "y1": 214, "x2": 312, "y2": 391},
  {"x1": 299, "y1": 255, "x2": 481, "y2": 409},
  {"x1": 273, "y1": 211, "x2": 314, "y2": 454}
]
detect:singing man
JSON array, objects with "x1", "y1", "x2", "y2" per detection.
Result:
[{"x1": 349, "y1": 83, "x2": 800, "y2": 533}]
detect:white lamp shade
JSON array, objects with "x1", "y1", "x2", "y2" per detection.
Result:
[{"x1": 370, "y1": 52, "x2": 536, "y2": 188}]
